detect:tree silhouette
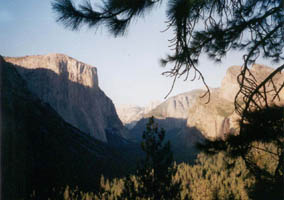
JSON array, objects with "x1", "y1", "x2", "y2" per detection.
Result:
[
  {"x1": 52, "y1": 0, "x2": 284, "y2": 101},
  {"x1": 198, "y1": 105, "x2": 284, "y2": 199},
  {"x1": 119, "y1": 117, "x2": 181, "y2": 200},
  {"x1": 52, "y1": 2, "x2": 284, "y2": 197}
]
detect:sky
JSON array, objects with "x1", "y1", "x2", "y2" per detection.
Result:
[{"x1": 0, "y1": 0, "x2": 276, "y2": 107}]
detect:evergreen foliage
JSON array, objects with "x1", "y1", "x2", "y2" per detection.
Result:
[
  {"x1": 198, "y1": 105, "x2": 284, "y2": 199},
  {"x1": 119, "y1": 116, "x2": 182, "y2": 200},
  {"x1": 51, "y1": 4, "x2": 284, "y2": 198},
  {"x1": 50, "y1": 118, "x2": 279, "y2": 200},
  {"x1": 175, "y1": 152, "x2": 255, "y2": 200},
  {"x1": 52, "y1": 0, "x2": 284, "y2": 100},
  {"x1": 48, "y1": 152, "x2": 256, "y2": 200}
]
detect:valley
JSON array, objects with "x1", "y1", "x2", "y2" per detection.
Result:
[{"x1": 1, "y1": 53, "x2": 283, "y2": 199}]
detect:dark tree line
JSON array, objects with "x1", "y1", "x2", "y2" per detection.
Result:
[
  {"x1": 199, "y1": 105, "x2": 284, "y2": 199},
  {"x1": 52, "y1": 1, "x2": 284, "y2": 199},
  {"x1": 118, "y1": 117, "x2": 182, "y2": 200}
]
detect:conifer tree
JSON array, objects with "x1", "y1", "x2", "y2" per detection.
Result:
[
  {"x1": 52, "y1": 2, "x2": 284, "y2": 197},
  {"x1": 52, "y1": 0, "x2": 284, "y2": 101},
  {"x1": 119, "y1": 117, "x2": 181, "y2": 200},
  {"x1": 198, "y1": 105, "x2": 284, "y2": 199}
]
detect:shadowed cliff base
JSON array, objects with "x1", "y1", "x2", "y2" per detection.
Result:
[
  {"x1": 11, "y1": 62, "x2": 129, "y2": 144},
  {"x1": 5, "y1": 54, "x2": 127, "y2": 143},
  {"x1": 128, "y1": 117, "x2": 205, "y2": 163},
  {"x1": 1, "y1": 57, "x2": 137, "y2": 199}
]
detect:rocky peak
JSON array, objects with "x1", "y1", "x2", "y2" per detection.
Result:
[
  {"x1": 5, "y1": 53, "x2": 98, "y2": 88},
  {"x1": 251, "y1": 63, "x2": 274, "y2": 74},
  {"x1": 189, "y1": 64, "x2": 284, "y2": 139},
  {"x1": 4, "y1": 54, "x2": 124, "y2": 142},
  {"x1": 1, "y1": 57, "x2": 133, "y2": 199},
  {"x1": 115, "y1": 104, "x2": 144, "y2": 127},
  {"x1": 115, "y1": 100, "x2": 161, "y2": 129},
  {"x1": 219, "y1": 64, "x2": 282, "y2": 102},
  {"x1": 144, "y1": 100, "x2": 162, "y2": 113},
  {"x1": 219, "y1": 65, "x2": 241, "y2": 102},
  {"x1": 145, "y1": 90, "x2": 204, "y2": 119}
]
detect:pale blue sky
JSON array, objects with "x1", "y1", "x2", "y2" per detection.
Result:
[{"x1": 0, "y1": 0, "x2": 275, "y2": 106}]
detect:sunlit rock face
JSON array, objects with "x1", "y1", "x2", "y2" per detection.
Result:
[
  {"x1": 219, "y1": 64, "x2": 284, "y2": 103},
  {"x1": 116, "y1": 90, "x2": 203, "y2": 130},
  {"x1": 115, "y1": 105, "x2": 145, "y2": 129},
  {"x1": 125, "y1": 91, "x2": 206, "y2": 162},
  {"x1": 219, "y1": 65, "x2": 242, "y2": 102},
  {"x1": 115, "y1": 101, "x2": 161, "y2": 129},
  {"x1": 186, "y1": 89, "x2": 236, "y2": 139},
  {"x1": 1, "y1": 56, "x2": 133, "y2": 199},
  {"x1": 187, "y1": 64, "x2": 284, "y2": 139},
  {"x1": 5, "y1": 53, "x2": 125, "y2": 142},
  {"x1": 117, "y1": 63, "x2": 283, "y2": 143},
  {"x1": 125, "y1": 90, "x2": 207, "y2": 143},
  {"x1": 145, "y1": 90, "x2": 204, "y2": 119}
]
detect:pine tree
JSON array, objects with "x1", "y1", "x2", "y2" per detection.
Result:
[
  {"x1": 198, "y1": 105, "x2": 284, "y2": 199},
  {"x1": 119, "y1": 117, "x2": 181, "y2": 200},
  {"x1": 52, "y1": 0, "x2": 284, "y2": 101},
  {"x1": 51, "y1": 2, "x2": 284, "y2": 197}
]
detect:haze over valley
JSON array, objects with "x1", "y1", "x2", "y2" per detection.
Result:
[
  {"x1": 1, "y1": 1, "x2": 283, "y2": 199},
  {"x1": 2, "y1": 50, "x2": 284, "y2": 199}
]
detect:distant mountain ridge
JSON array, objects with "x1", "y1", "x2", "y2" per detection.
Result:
[
  {"x1": 5, "y1": 54, "x2": 125, "y2": 142},
  {"x1": 3, "y1": 53, "x2": 282, "y2": 199},
  {"x1": 123, "y1": 64, "x2": 284, "y2": 145},
  {"x1": 144, "y1": 89, "x2": 206, "y2": 119},
  {"x1": 118, "y1": 91, "x2": 208, "y2": 162},
  {"x1": 1, "y1": 56, "x2": 132, "y2": 199},
  {"x1": 188, "y1": 64, "x2": 284, "y2": 139},
  {"x1": 115, "y1": 100, "x2": 161, "y2": 128},
  {"x1": 116, "y1": 89, "x2": 213, "y2": 130}
]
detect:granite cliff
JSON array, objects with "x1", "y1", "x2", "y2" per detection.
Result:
[
  {"x1": 186, "y1": 89, "x2": 236, "y2": 138},
  {"x1": 219, "y1": 64, "x2": 284, "y2": 102},
  {"x1": 115, "y1": 101, "x2": 161, "y2": 128},
  {"x1": 126, "y1": 64, "x2": 283, "y2": 143},
  {"x1": 145, "y1": 90, "x2": 204, "y2": 119},
  {"x1": 124, "y1": 90, "x2": 207, "y2": 162},
  {"x1": 5, "y1": 54, "x2": 125, "y2": 142},
  {"x1": 187, "y1": 64, "x2": 284, "y2": 138},
  {"x1": 1, "y1": 56, "x2": 131, "y2": 199},
  {"x1": 116, "y1": 90, "x2": 203, "y2": 130}
]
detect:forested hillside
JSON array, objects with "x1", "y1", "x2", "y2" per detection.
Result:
[{"x1": 1, "y1": 56, "x2": 134, "y2": 199}]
